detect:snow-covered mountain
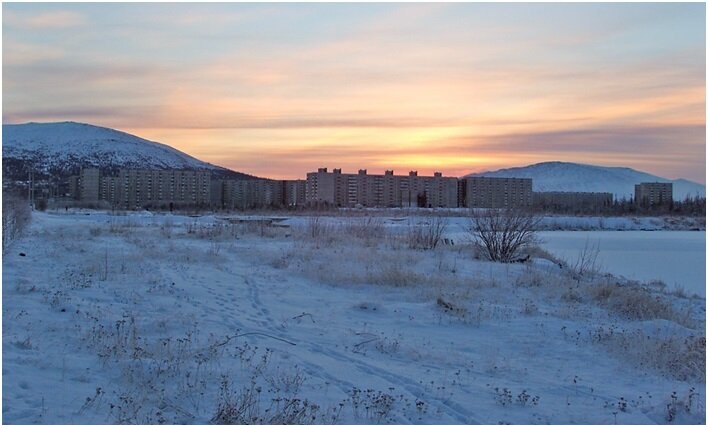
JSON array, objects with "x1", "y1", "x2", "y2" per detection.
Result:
[
  {"x1": 467, "y1": 161, "x2": 705, "y2": 200},
  {"x1": 2, "y1": 121, "x2": 253, "y2": 180}
]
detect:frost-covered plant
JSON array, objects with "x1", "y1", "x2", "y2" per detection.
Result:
[
  {"x1": 406, "y1": 216, "x2": 447, "y2": 250},
  {"x1": 569, "y1": 237, "x2": 602, "y2": 278},
  {"x1": 299, "y1": 216, "x2": 336, "y2": 244},
  {"x1": 587, "y1": 281, "x2": 685, "y2": 324},
  {"x1": 344, "y1": 217, "x2": 385, "y2": 244},
  {"x1": 665, "y1": 388, "x2": 703, "y2": 422},
  {"x1": 590, "y1": 326, "x2": 705, "y2": 381},
  {"x1": 212, "y1": 375, "x2": 323, "y2": 425},
  {"x1": 493, "y1": 387, "x2": 513, "y2": 406},
  {"x1": 469, "y1": 208, "x2": 540, "y2": 263}
]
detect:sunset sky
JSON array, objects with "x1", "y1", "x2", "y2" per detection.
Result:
[{"x1": 3, "y1": 3, "x2": 706, "y2": 182}]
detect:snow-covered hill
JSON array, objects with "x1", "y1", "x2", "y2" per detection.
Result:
[
  {"x1": 468, "y1": 161, "x2": 705, "y2": 200},
  {"x1": 2, "y1": 121, "x2": 252, "y2": 179},
  {"x1": 4, "y1": 212, "x2": 705, "y2": 424}
]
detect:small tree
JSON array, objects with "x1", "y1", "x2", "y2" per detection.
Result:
[{"x1": 469, "y1": 208, "x2": 540, "y2": 262}]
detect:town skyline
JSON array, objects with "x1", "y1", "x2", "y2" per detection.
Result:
[{"x1": 3, "y1": 3, "x2": 706, "y2": 183}]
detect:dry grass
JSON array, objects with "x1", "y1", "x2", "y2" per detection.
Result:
[
  {"x1": 587, "y1": 281, "x2": 692, "y2": 326},
  {"x1": 591, "y1": 327, "x2": 705, "y2": 382}
]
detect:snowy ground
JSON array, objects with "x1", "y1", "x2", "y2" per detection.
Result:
[{"x1": 3, "y1": 211, "x2": 705, "y2": 425}]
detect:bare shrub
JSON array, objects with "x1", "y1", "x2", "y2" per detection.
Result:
[
  {"x1": 407, "y1": 217, "x2": 447, "y2": 250},
  {"x1": 343, "y1": 217, "x2": 385, "y2": 244},
  {"x1": 2, "y1": 193, "x2": 31, "y2": 251},
  {"x1": 569, "y1": 238, "x2": 602, "y2": 278},
  {"x1": 468, "y1": 208, "x2": 540, "y2": 262},
  {"x1": 302, "y1": 216, "x2": 336, "y2": 243}
]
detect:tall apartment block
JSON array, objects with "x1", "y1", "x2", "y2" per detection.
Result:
[
  {"x1": 79, "y1": 168, "x2": 100, "y2": 201},
  {"x1": 305, "y1": 168, "x2": 458, "y2": 208},
  {"x1": 73, "y1": 168, "x2": 212, "y2": 209},
  {"x1": 461, "y1": 176, "x2": 532, "y2": 208},
  {"x1": 221, "y1": 179, "x2": 306, "y2": 210},
  {"x1": 284, "y1": 180, "x2": 307, "y2": 207},
  {"x1": 635, "y1": 182, "x2": 673, "y2": 206},
  {"x1": 533, "y1": 191, "x2": 613, "y2": 211}
]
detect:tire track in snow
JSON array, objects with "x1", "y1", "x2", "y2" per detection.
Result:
[{"x1": 312, "y1": 345, "x2": 478, "y2": 424}]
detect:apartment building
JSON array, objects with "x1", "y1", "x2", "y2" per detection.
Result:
[
  {"x1": 221, "y1": 179, "x2": 306, "y2": 210},
  {"x1": 635, "y1": 182, "x2": 673, "y2": 206},
  {"x1": 461, "y1": 176, "x2": 532, "y2": 209},
  {"x1": 305, "y1": 168, "x2": 458, "y2": 208},
  {"x1": 284, "y1": 180, "x2": 307, "y2": 207},
  {"x1": 79, "y1": 168, "x2": 100, "y2": 201},
  {"x1": 72, "y1": 168, "x2": 211, "y2": 209},
  {"x1": 223, "y1": 179, "x2": 282, "y2": 210},
  {"x1": 533, "y1": 191, "x2": 613, "y2": 211}
]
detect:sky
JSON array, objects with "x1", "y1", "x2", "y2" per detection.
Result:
[{"x1": 3, "y1": 3, "x2": 706, "y2": 182}]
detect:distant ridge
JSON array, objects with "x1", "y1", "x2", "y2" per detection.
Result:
[
  {"x1": 467, "y1": 161, "x2": 705, "y2": 200},
  {"x1": 2, "y1": 121, "x2": 255, "y2": 180}
]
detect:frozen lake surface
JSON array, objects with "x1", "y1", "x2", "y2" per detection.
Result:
[{"x1": 538, "y1": 231, "x2": 706, "y2": 297}]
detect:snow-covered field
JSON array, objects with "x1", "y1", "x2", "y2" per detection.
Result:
[
  {"x1": 3, "y1": 211, "x2": 705, "y2": 425},
  {"x1": 538, "y1": 231, "x2": 706, "y2": 298}
]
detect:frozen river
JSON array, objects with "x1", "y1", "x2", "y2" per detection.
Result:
[{"x1": 537, "y1": 231, "x2": 706, "y2": 297}]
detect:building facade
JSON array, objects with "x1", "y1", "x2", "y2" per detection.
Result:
[
  {"x1": 79, "y1": 168, "x2": 100, "y2": 201},
  {"x1": 220, "y1": 179, "x2": 306, "y2": 210},
  {"x1": 305, "y1": 168, "x2": 458, "y2": 208},
  {"x1": 533, "y1": 191, "x2": 613, "y2": 212},
  {"x1": 72, "y1": 168, "x2": 212, "y2": 209},
  {"x1": 635, "y1": 182, "x2": 673, "y2": 206},
  {"x1": 284, "y1": 180, "x2": 307, "y2": 207},
  {"x1": 462, "y1": 177, "x2": 532, "y2": 209}
]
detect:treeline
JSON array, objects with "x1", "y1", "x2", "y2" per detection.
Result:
[{"x1": 532, "y1": 196, "x2": 706, "y2": 217}]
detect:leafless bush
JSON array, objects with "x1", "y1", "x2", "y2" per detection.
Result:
[
  {"x1": 468, "y1": 208, "x2": 540, "y2": 262},
  {"x1": 407, "y1": 217, "x2": 447, "y2": 250},
  {"x1": 343, "y1": 217, "x2": 385, "y2": 244},
  {"x1": 569, "y1": 238, "x2": 602, "y2": 278},
  {"x1": 299, "y1": 216, "x2": 336, "y2": 243},
  {"x1": 2, "y1": 193, "x2": 31, "y2": 251}
]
